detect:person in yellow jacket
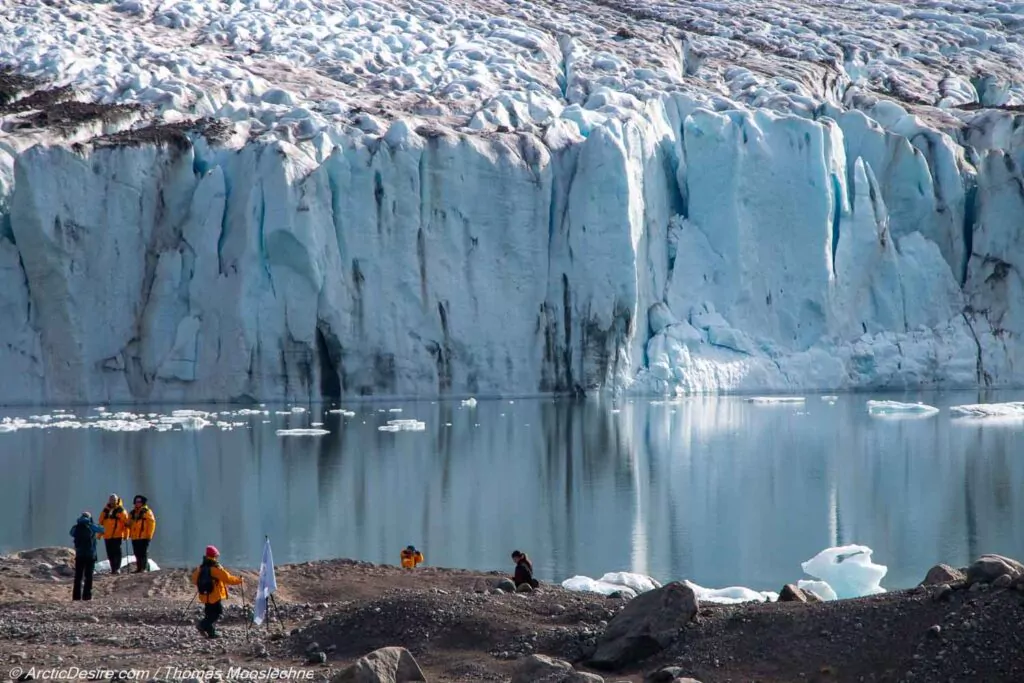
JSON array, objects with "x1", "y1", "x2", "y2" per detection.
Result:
[
  {"x1": 98, "y1": 494, "x2": 129, "y2": 574},
  {"x1": 400, "y1": 545, "x2": 424, "y2": 568},
  {"x1": 127, "y1": 495, "x2": 156, "y2": 573},
  {"x1": 191, "y1": 545, "x2": 244, "y2": 638}
]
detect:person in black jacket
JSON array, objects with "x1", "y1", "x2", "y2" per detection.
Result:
[
  {"x1": 69, "y1": 512, "x2": 104, "y2": 601},
  {"x1": 511, "y1": 550, "x2": 540, "y2": 589}
]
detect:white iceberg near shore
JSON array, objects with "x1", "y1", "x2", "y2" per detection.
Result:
[
  {"x1": 95, "y1": 557, "x2": 159, "y2": 574},
  {"x1": 800, "y1": 545, "x2": 887, "y2": 600},
  {"x1": 684, "y1": 580, "x2": 777, "y2": 604},
  {"x1": 866, "y1": 400, "x2": 939, "y2": 417},
  {"x1": 563, "y1": 543, "x2": 886, "y2": 604},
  {"x1": 276, "y1": 428, "x2": 330, "y2": 436},
  {"x1": 378, "y1": 419, "x2": 426, "y2": 432}
]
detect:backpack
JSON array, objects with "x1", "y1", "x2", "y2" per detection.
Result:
[
  {"x1": 73, "y1": 521, "x2": 94, "y2": 553},
  {"x1": 196, "y1": 564, "x2": 215, "y2": 595}
]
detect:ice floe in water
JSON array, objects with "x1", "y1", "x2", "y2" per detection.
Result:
[
  {"x1": 378, "y1": 419, "x2": 426, "y2": 432},
  {"x1": 800, "y1": 545, "x2": 887, "y2": 600},
  {"x1": 276, "y1": 428, "x2": 330, "y2": 436},
  {"x1": 563, "y1": 544, "x2": 886, "y2": 604},
  {"x1": 461, "y1": 398, "x2": 478, "y2": 408},
  {"x1": 0, "y1": 407, "x2": 283, "y2": 434},
  {"x1": 326, "y1": 409, "x2": 356, "y2": 417},
  {"x1": 949, "y1": 402, "x2": 1024, "y2": 419},
  {"x1": 744, "y1": 396, "x2": 806, "y2": 404},
  {"x1": 866, "y1": 400, "x2": 939, "y2": 417}
]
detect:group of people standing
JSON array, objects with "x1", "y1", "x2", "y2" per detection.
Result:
[{"x1": 69, "y1": 493, "x2": 157, "y2": 600}]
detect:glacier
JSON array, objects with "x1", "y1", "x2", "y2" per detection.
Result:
[{"x1": 1, "y1": 0, "x2": 1024, "y2": 403}]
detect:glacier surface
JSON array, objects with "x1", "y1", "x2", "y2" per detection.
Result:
[{"x1": 1, "y1": 0, "x2": 1024, "y2": 402}]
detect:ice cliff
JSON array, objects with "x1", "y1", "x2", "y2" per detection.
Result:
[{"x1": 1, "y1": 0, "x2": 1024, "y2": 403}]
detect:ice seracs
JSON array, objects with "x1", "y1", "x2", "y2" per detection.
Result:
[
  {"x1": 1, "y1": 1, "x2": 1024, "y2": 401},
  {"x1": 800, "y1": 545, "x2": 887, "y2": 600}
]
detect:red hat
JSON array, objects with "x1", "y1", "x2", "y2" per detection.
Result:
[{"x1": 205, "y1": 545, "x2": 219, "y2": 558}]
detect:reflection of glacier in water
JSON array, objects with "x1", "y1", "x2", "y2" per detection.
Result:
[{"x1": 1, "y1": 392, "x2": 1023, "y2": 591}]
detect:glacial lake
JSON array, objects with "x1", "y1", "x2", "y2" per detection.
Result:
[{"x1": 2, "y1": 392, "x2": 1023, "y2": 592}]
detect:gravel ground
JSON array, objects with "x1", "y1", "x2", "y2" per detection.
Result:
[{"x1": 1, "y1": 549, "x2": 1022, "y2": 683}]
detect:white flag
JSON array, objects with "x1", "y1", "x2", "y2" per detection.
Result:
[{"x1": 253, "y1": 537, "x2": 278, "y2": 625}]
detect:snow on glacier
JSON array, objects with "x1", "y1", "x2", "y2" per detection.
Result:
[{"x1": 0, "y1": 0, "x2": 1023, "y2": 402}]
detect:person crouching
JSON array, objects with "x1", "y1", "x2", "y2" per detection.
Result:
[
  {"x1": 511, "y1": 550, "x2": 540, "y2": 589},
  {"x1": 400, "y1": 545, "x2": 424, "y2": 569},
  {"x1": 191, "y1": 545, "x2": 243, "y2": 638}
]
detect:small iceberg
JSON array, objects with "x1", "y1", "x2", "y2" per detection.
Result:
[
  {"x1": 461, "y1": 397, "x2": 478, "y2": 408},
  {"x1": 326, "y1": 408, "x2": 356, "y2": 417},
  {"x1": 744, "y1": 396, "x2": 805, "y2": 404},
  {"x1": 797, "y1": 579, "x2": 838, "y2": 601},
  {"x1": 561, "y1": 572, "x2": 661, "y2": 599},
  {"x1": 801, "y1": 544, "x2": 886, "y2": 599},
  {"x1": 378, "y1": 419, "x2": 426, "y2": 432},
  {"x1": 950, "y1": 402, "x2": 1024, "y2": 419},
  {"x1": 684, "y1": 580, "x2": 777, "y2": 604},
  {"x1": 866, "y1": 400, "x2": 939, "y2": 417},
  {"x1": 96, "y1": 557, "x2": 159, "y2": 573},
  {"x1": 820, "y1": 395, "x2": 839, "y2": 402},
  {"x1": 276, "y1": 428, "x2": 330, "y2": 436}
]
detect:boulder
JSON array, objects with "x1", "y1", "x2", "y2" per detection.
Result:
[
  {"x1": 966, "y1": 555, "x2": 1024, "y2": 585},
  {"x1": 993, "y1": 574, "x2": 1012, "y2": 588},
  {"x1": 589, "y1": 582, "x2": 699, "y2": 671},
  {"x1": 778, "y1": 584, "x2": 819, "y2": 603},
  {"x1": 920, "y1": 564, "x2": 965, "y2": 586},
  {"x1": 645, "y1": 667, "x2": 683, "y2": 683},
  {"x1": 511, "y1": 655, "x2": 603, "y2": 683},
  {"x1": 496, "y1": 579, "x2": 517, "y2": 593},
  {"x1": 332, "y1": 647, "x2": 426, "y2": 683},
  {"x1": 516, "y1": 582, "x2": 534, "y2": 593}
]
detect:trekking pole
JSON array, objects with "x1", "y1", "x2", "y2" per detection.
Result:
[
  {"x1": 240, "y1": 581, "x2": 252, "y2": 641},
  {"x1": 173, "y1": 593, "x2": 198, "y2": 637}
]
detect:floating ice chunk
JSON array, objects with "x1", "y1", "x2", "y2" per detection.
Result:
[
  {"x1": 684, "y1": 580, "x2": 777, "y2": 604},
  {"x1": 326, "y1": 409, "x2": 356, "y2": 417},
  {"x1": 276, "y1": 428, "x2": 330, "y2": 436},
  {"x1": 949, "y1": 402, "x2": 1024, "y2": 419},
  {"x1": 311, "y1": 422, "x2": 324, "y2": 427},
  {"x1": 290, "y1": 407, "x2": 306, "y2": 413},
  {"x1": 378, "y1": 419, "x2": 426, "y2": 432},
  {"x1": 744, "y1": 396, "x2": 805, "y2": 404},
  {"x1": 866, "y1": 400, "x2": 938, "y2": 417},
  {"x1": 598, "y1": 572, "x2": 662, "y2": 594},
  {"x1": 561, "y1": 576, "x2": 637, "y2": 598},
  {"x1": 797, "y1": 579, "x2": 838, "y2": 601},
  {"x1": 93, "y1": 419, "x2": 152, "y2": 432},
  {"x1": 820, "y1": 395, "x2": 839, "y2": 402},
  {"x1": 235, "y1": 409, "x2": 265, "y2": 416},
  {"x1": 94, "y1": 407, "x2": 108, "y2": 413},
  {"x1": 461, "y1": 398, "x2": 478, "y2": 408},
  {"x1": 96, "y1": 557, "x2": 159, "y2": 573},
  {"x1": 388, "y1": 408, "x2": 403, "y2": 413},
  {"x1": 801, "y1": 545, "x2": 886, "y2": 599},
  {"x1": 171, "y1": 410, "x2": 212, "y2": 418}
]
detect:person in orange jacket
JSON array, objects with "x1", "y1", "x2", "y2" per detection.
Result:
[
  {"x1": 400, "y1": 545, "x2": 424, "y2": 568},
  {"x1": 127, "y1": 495, "x2": 156, "y2": 573},
  {"x1": 191, "y1": 545, "x2": 244, "y2": 638},
  {"x1": 98, "y1": 494, "x2": 130, "y2": 574}
]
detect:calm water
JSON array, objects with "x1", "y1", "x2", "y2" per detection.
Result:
[{"x1": 2, "y1": 392, "x2": 1023, "y2": 592}]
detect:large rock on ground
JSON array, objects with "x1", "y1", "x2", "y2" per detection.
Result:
[
  {"x1": 511, "y1": 655, "x2": 603, "y2": 683},
  {"x1": 332, "y1": 647, "x2": 426, "y2": 683},
  {"x1": 778, "y1": 584, "x2": 819, "y2": 603},
  {"x1": 589, "y1": 582, "x2": 699, "y2": 671},
  {"x1": 920, "y1": 564, "x2": 965, "y2": 586},
  {"x1": 965, "y1": 555, "x2": 1024, "y2": 585}
]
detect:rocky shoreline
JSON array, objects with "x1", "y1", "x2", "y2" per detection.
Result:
[{"x1": 1, "y1": 548, "x2": 1022, "y2": 682}]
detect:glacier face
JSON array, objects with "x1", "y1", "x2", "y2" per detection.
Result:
[{"x1": 1, "y1": 0, "x2": 1024, "y2": 402}]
